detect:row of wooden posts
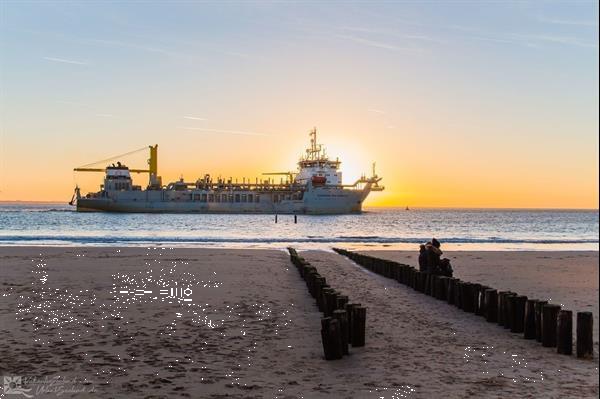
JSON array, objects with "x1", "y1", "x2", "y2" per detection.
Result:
[
  {"x1": 332, "y1": 248, "x2": 594, "y2": 359},
  {"x1": 287, "y1": 247, "x2": 366, "y2": 360}
]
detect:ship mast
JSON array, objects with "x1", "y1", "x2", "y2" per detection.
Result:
[{"x1": 306, "y1": 127, "x2": 323, "y2": 161}]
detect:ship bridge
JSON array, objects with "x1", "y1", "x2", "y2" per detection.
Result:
[{"x1": 294, "y1": 128, "x2": 342, "y2": 186}]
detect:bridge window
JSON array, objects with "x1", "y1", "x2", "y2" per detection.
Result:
[
  {"x1": 255, "y1": 195, "x2": 260, "y2": 203},
  {"x1": 248, "y1": 194, "x2": 253, "y2": 203},
  {"x1": 241, "y1": 194, "x2": 247, "y2": 202},
  {"x1": 208, "y1": 194, "x2": 214, "y2": 202},
  {"x1": 235, "y1": 194, "x2": 240, "y2": 203}
]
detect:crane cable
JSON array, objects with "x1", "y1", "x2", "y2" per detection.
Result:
[{"x1": 76, "y1": 146, "x2": 149, "y2": 169}]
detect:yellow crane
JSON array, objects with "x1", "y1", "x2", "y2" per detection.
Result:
[{"x1": 74, "y1": 145, "x2": 158, "y2": 176}]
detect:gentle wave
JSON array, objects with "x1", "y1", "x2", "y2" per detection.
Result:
[{"x1": 0, "y1": 235, "x2": 597, "y2": 245}]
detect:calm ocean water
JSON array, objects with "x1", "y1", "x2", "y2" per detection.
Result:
[{"x1": 0, "y1": 203, "x2": 597, "y2": 250}]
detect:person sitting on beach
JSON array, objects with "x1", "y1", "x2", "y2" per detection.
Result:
[
  {"x1": 418, "y1": 244, "x2": 428, "y2": 272},
  {"x1": 425, "y1": 238, "x2": 443, "y2": 274},
  {"x1": 438, "y1": 258, "x2": 453, "y2": 277}
]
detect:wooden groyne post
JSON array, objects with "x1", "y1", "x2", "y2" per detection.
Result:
[
  {"x1": 576, "y1": 312, "x2": 594, "y2": 359},
  {"x1": 321, "y1": 318, "x2": 343, "y2": 360},
  {"x1": 351, "y1": 306, "x2": 367, "y2": 347},
  {"x1": 542, "y1": 304, "x2": 561, "y2": 347},
  {"x1": 534, "y1": 300, "x2": 548, "y2": 342},
  {"x1": 523, "y1": 299, "x2": 537, "y2": 339},
  {"x1": 484, "y1": 289, "x2": 498, "y2": 323},
  {"x1": 557, "y1": 310, "x2": 573, "y2": 355},
  {"x1": 333, "y1": 309, "x2": 349, "y2": 355}
]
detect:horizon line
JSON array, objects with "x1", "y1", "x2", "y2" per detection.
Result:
[{"x1": 0, "y1": 200, "x2": 597, "y2": 211}]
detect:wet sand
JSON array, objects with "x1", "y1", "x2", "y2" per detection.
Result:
[{"x1": 0, "y1": 247, "x2": 598, "y2": 398}]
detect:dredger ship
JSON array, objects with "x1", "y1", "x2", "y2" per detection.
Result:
[{"x1": 71, "y1": 128, "x2": 383, "y2": 214}]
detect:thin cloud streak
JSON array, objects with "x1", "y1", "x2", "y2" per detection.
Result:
[
  {"x1": 510, "y1": 33, "x2": 599, "y2": 49},
  {"x1": 339, "y1": 26, "x2": 445, "y2": 44},
  {"x1": 43, "y1": 56, "x2": 88, "y2": 65},
  {"x1": 178, "y1": 127, "x2": 271, "y2": 136},
  {"x1": 183, "y1": 116, "x2": 207, "y2": 121},
  {"x1": 368, "y1": 108, "x2": 386, "y2": 114},
  {"x1": 538, "y1": 16, "x2": 598, "y2": 27},
  {"x1": 335, "y1": 34, "x2": 420, "y2": 52}
]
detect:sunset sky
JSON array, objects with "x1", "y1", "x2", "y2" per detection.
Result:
[{"x1": 0, "y1": 1, "x2": 598, "y2": 208}]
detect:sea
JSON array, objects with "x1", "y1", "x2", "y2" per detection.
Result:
[{"x1": 0, "y1": 202, "x2": 597, "y2": 251}]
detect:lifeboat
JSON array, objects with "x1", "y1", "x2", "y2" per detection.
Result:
[{"x1": 311, "y1": 175, "x2": 327, "y2": 185}]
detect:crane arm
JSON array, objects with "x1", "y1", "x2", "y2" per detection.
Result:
[{"x1": 73, "y1": 167, "x2": 151, "y2": 173}]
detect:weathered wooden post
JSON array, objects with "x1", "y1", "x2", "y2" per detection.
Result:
[
  {"x1": 511, "y1": 295, "x2": 527, "y2": 333},
  {"x1": 429, "y1": 274, "x2": 437, "y2": 296},
  {"x1": 505, "y1": 294, "x2": 515, "y2": 330},
  {"x1": 333, "y1": 309, "x2": 349, "y2": 355},
  {"x1": 412, "y1": 270, "x2": 420, "y2": 290},
  {"x1": 484, "y1": 289, "x2": 498, "y2": 323},
  {"x1": 322, "y1": 288, "x2": 335, "y2": 316},
  {"x1": 556, "y1": 310, "x2": 573, "y2": 355},
  {"x1": 351, "y1": 306, "x2": 366, "y2": 347},
  {"x1": 447, "y1": 278, "x2": 456, "y2": 305},
  {"x1": 542, "y1": 304, "x2": 561, "y2": 347},
  {"x1": 294, "y1": 214, "x2": 297, "y2": 224},
  {"x1": 431, "y1": 275, "x2": 442, "y2": 299},
  {"x1": 439, "y1": 277, "x2": 450, "y2": 301},
  {"x1": 275, "y1": 214, "x2": 278, "y2": 223},
  {"x1": 321, "y1": 317, "x2": 343, "y2": 360},
  {"x1": 336, "y1": 295, "x2": 349, "y2": 312},
  {"x1": 523, "y1": 299, "x2": 537, "y2": 339},
  {"x1": 476, "y1": 285, "x2": 489, "y2": 317},
  {"x1": 411, "y1": 268, "x2": 419, "y2": 290},
  {"x1": 424, "y1": 274, "x2": 431, "y2": 296},
  {"x1": 461, "y1": 283, "x2": 474, "y2": 313},
  {"x1": 576, "y1": 312, "x2": 593, "y2": 359},
  {"x1": 497, "y1": 291, "x2": 509, "y2": 327},
  {"x1": 534, "y1": 300, "x2": 548, "y2": 342},
  {"x1": 454, "y1": 280, "x2": 462, "y2": 309},
  {"x1": 504, "y1": 293, "x2": 516, "y2": 329},
  {"x1": 306, "y1": 270, "x2": 317, "y2": 297},
  {"x1": 314, "y1": 277, "x2": 325, "y2": 303},
  {"x1": 317, "y1": 284, "x2": 330, "y2": 312},
  {"x1": 471, "y1": 283, "x2": 482, "y2": 315},
  {"x1": 419, "y1": 272, "x2": 427, "y2": 293},
  {"x1": 345, "y1": 303, "x2": 360, "y2": 343}
]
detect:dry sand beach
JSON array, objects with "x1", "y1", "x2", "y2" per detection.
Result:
[{"x1": 0, "y1": 247, "x2": 598, "y2": 398}]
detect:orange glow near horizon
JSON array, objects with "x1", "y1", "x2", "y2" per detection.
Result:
[{"x1": 0, "y1": 129, "x2": 598, "y2": 209}]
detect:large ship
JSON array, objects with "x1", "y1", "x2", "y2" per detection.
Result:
[{"x1": 71, "y1": 129, "x2": 383, "y2": 214}]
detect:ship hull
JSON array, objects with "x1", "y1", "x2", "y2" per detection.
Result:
[{"x1": 76, "y1": 187, "x2": 369, "y2": 215}]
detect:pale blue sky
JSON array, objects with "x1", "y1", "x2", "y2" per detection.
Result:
[{"x1": 0, "y1": 1, "x2": 598, "y2": 207}]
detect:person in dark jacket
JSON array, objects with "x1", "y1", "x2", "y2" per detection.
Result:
[
  {"x1": 418, "y1": 244, "x2": 428, "y2": 272},
  {"x1": 425, "y1": 238, "x2": 443, "y2": 274},
  {"x1": 439, "y1": 258, "x2": 453, "y2": 277}
]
